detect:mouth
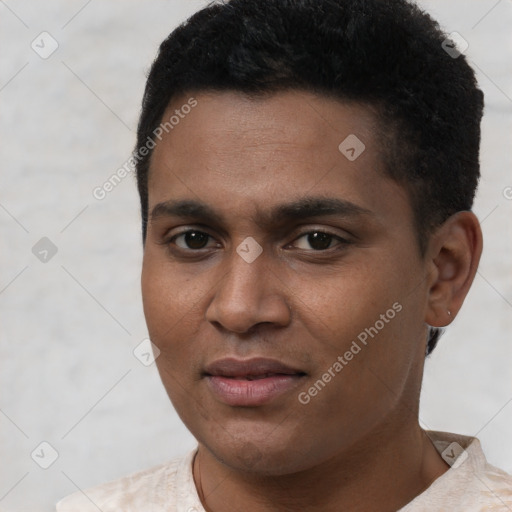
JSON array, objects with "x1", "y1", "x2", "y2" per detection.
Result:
[
  {"x1": 203, "y1": 357, "x2": 307, "y2": 406},
  {"x1": 221, "y1": 373, "x2": 300, "y2": 381},
  {"x1": 203, "y1": 357, "x2": 306, "y2": 378}
]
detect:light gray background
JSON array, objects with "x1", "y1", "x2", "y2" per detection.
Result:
[{"x1": 1, "y1": 1, "x2": 511, "y2": 510}]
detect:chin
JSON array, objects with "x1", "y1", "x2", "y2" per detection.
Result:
[{"x1": 200, "y1": 431, "x2": 323, "y2": 476}]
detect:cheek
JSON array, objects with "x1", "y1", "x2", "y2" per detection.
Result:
[
  {"x1": 141, "y1": 260, "x2": 204, "y2": 390},
  {"x1": 291, "y1": 259, "x2": 403, "y2": 343},
  {"x1": 292, "y1": 259, "x2": 419, "y2": 399},
  {"x1": 141, "y1": 256, "x2": 203, "y2": 339},
  {"x1": 141, "y1": 260, "x2": 207, "y2": 411}
]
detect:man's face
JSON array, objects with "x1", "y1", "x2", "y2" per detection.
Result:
[{"x1": 141, "y1": 90, "x2": 431, "y2": 474}]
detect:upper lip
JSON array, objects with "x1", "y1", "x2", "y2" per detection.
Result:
[{"x1": 203, "y1": 357, "x2": 306, "y2": 378}]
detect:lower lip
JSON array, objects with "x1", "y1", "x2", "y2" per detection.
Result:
[{"x1": 205, "y1": 374, "x2": 305, "y2": 406}]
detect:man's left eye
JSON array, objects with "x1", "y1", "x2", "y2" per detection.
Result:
[{"x1": 290, "y1": 231, "x2": 350, "y2": 251}]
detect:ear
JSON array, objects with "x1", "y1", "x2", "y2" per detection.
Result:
[{"x1": 424, "y1": 211, "x2": 483, "y2": 327}]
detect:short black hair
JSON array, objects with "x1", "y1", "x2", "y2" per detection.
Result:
[{"x1": 134, "y1": 0, "x2": 484, "y2": 355}]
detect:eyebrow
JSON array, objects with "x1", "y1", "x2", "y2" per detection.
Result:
[{"x1": 149, "y1": 196, "x2": 374, "y2": 230}]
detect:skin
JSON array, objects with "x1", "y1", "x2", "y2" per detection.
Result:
[{"x1": 141, "y1": 89, "x2": 483, "y2": 511}]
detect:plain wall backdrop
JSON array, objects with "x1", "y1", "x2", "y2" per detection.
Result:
[{"x1": 1, "y1": 1, "x2": 511, "y2": 510}]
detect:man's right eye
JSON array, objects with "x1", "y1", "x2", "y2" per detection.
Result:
[{"x1": 165, "y1": 230, "x2": 218, "y2": 251}]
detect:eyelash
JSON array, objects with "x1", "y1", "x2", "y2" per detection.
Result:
[{"x1": 160, "y1": 228, "x2": 351, "y2": 254}]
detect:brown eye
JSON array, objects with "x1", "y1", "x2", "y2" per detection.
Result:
[
  {"x1": 173, "y1": 230, "x2": 212, "y2": 250},
  {"x1": 292, "y1": 231, "x2": 349, "y2": 251}
]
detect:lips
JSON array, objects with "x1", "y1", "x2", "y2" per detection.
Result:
[
  {"x1": 240, "y1": 373, "x2": 283, "y2": 381},
  {"x1": 203, "y1": 357, "x2": 307, "y2": 406},
  {"x1": 203, "y1": 357, "x2": 306, "y2": 379}
]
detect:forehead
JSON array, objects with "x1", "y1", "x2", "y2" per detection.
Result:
[
  {"x1": 147, "y1": 89, "x2": 411, "y2": 230},
  {"x1": 149, "y1": 89, "x2": 378, "y2": 174}
]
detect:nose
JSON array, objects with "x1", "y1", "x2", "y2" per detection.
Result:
[{"x1": 205, "y1": 242, "x2": 292, "y2": 334}]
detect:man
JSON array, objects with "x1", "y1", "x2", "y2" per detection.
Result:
[{"x1": 57, "y1": 0, "x2": 512, "y2": 510}]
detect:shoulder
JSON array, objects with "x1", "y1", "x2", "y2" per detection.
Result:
[
  {"x1": 55, "y1": 449, "x2": 197, "y2": 512},
  {"x1": 415, "y1": 431, "x2": 512, "y2": 511},
  {"x1": 476, "y1": 458, "x2": 512, "y2": 509}
]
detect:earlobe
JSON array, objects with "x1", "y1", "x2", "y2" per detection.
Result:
[{"x1": 424, "y1": 211, "x2": 483, "y2": 328}]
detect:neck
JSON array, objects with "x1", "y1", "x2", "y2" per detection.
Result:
[{"x1": 193, "y1": 421, "x2": 449, "y2": 512}]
